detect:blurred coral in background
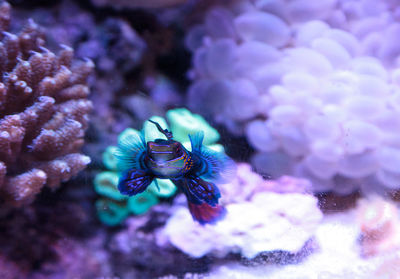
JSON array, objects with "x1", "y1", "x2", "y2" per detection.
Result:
[
  {"x1": 0, "y1": 1, "x2": 92, "y2": 206},
  {"x1": 186, "y1": 0, "x2": 400, "y2": 194}
]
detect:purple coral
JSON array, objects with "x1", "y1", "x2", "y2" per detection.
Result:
[
  {"x1": 186, "y1": 0, "x2": 400, "y2": 194},
  {"x1": 0, "y1": 2, "x2": 92, "y2": 206}
]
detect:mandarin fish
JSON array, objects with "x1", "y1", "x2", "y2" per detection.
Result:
[{"x1": 115, "y1": 120, "x2": 233, "y2": 224}]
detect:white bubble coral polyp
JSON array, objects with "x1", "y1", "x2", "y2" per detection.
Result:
[
  {"x1": 249, "y1": 22, "x2": 400, "y2": 193},
  {"x1": 187, "y1": 0, "x2": 400, "y2": 193}
]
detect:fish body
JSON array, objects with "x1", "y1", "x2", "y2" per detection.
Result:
[
  {"x1": 144, "y1": 140, "x2": 192, "y2": 178},
  {"x1": 115, "y1": 120, "x2": 232, "y2": 224}
]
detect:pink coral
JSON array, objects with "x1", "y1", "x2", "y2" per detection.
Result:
[{"x1": 357, "y1": 196, "x2": 400, "y2": 257}]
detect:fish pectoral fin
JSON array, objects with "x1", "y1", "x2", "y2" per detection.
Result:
[
  {"x1": 118, "y1": 169, "x2": 154, "y2": 196},
  {"x1": 176, "y1": 176, "x2": 221, "y2": 207}
]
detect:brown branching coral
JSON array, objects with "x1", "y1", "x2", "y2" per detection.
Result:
[{"x1": 0, "y1": 1, "x2": 93, "y2": 206}]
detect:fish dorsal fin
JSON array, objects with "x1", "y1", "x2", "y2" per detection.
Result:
[
  {"x1": 118, "y1": 169, "x2": 154, "y2": 196},
  {"x1": 189, "y1": 131, "x2": 234, "y2": 181},
  {"x1": 189, "y1": 131, "x2": 204, "y2": 153},
  {"x1": 114, "y1": 130, "x2": 147, "y2": 173}
]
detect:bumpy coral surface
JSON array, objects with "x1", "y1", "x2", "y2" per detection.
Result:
[
  {"x1": 0, "y1": 1, "x2": 92, "y2": 206},
  {"x1": 91, "y1": 0, "x2": 188, "y2": 9},
  {"x1": 186, "y1": 0, "x2": 400, "y2": 193},
  {"x1": 157, "y1": 164, "x2": 322, "y2": 259}
]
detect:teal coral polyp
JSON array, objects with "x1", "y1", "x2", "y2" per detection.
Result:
[{"x1": 94, "y1": 108, "x2": 224, "y2": 226}]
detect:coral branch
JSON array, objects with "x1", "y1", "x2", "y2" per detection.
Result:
[{"x1": 0, "y1": 1, "x2": 92, "y2": 206}]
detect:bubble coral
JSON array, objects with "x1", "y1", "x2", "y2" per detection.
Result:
[
  {"x1": 0, "y1": 1, "x2": 93, "y2": 206},
  {"x1": 186, "y1": 0, "x2": 400, "y2": 193},
  {"x1": 90, "y1": 0, "x2": 188, "y2": 9}
]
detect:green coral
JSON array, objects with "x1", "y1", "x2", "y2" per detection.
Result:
[
  {"x1": 128, "y1": 191, "x2": 158, "y2": 215},
  {"x1": 94, "y1": 108, "x2": 223, "y2": 226}
]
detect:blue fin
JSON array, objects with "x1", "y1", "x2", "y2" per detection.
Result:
[
  {"x1": 189, "y1": 132, "x2": 234, "y2": 181},
  {"x1": 118, "y1": 169, "x2": 153, "y2": 196},
  {"x1": 114, "y1": 131, "x2": 147, "y2": 173},
  {"x1": 173, "y1": 176, "x2": 221, "y2": 206}
]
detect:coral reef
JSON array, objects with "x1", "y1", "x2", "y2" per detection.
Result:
[
  {"x1": 357, "y1": 196, "x2": 400, "y2": 257},
  {"x1": 94, "y1": 108, "x2": 224, "y2": 225},
  {"x1": 157, "y1": 164, "x2": 322, "y2": 259},
  {"x1": 0, "y1": 185, "x2": 112, "y2": 278},
  {"x1": 219, "y1": 163, "x2": 311, "y2": 204},
  {"x1": 11, "y1": 0, "x2": 182, "y2": 168},
  {"x1": 186, "y1": 0, "x2": 400, "y2": 194},
  {"x1": 91, "y1": 0, "x2": 188, "y2": 9},
  {"x1": 109, "y1": 204, "x2": 212, "y2": 278},
  {"x1": 0, "y1": 1, "x2": 92, "y2": 206}
]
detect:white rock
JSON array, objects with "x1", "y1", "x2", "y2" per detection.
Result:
[
  {"x1": 235, "y1": 12, "x2": 290, "y2": 47},
  {"x1": 160, "y1": 192, "x2": 322, "y2": 259}
]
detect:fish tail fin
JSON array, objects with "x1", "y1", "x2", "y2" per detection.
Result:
[
  {"x1": 187, "y1": 201, "x2": 227, "y2": 225},
  {"x1": 173, "y1": 176, "x2": 226, "y2": 225}
]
